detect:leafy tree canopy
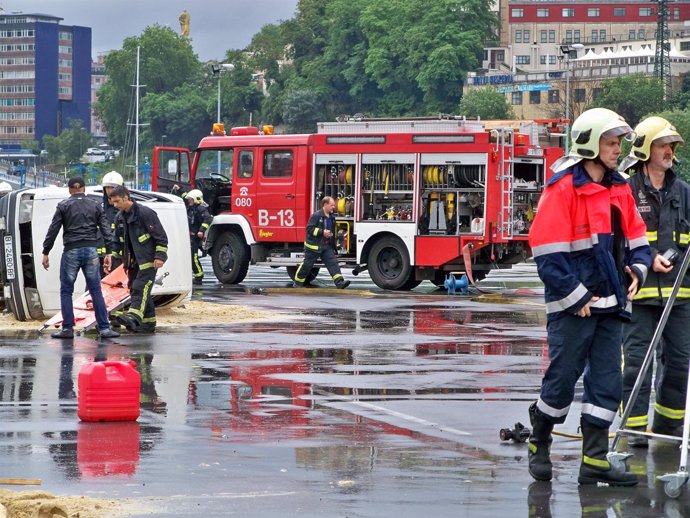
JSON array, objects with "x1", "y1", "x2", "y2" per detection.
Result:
[
  {"x1": 588, "y1": 75, "x2": 664, "y2": 127},
  {"x1": 458, "y1": 87, "x2": 514, "y2": 120}
]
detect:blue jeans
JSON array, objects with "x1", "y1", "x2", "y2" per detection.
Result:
[{"x1": 59, "y1": 247, "x2": 109, "y2": 331}]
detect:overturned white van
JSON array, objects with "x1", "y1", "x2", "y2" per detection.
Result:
[{"x1": 0, "y1": 186, "x2": 192, "y2": 321}]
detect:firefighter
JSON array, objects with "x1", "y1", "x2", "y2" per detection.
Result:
[
  {"x1": 185, "y1": 189, "x2": 213, "y2": 284},
  {"x1": 618, "y1": 116, "x2": 690, "y2": 446},
  {"x1": 294, "y1": 196, "x2": 350, "y2": 289},
  {"x1": 99, "y1": 171, "x2": 124, "y2": 274},
  {"x1": 108, "y1": 185, "x2": 168, "y2": 334},
  {"x1": 527, "y1": 108, "x2": 651, "y2": 486}
]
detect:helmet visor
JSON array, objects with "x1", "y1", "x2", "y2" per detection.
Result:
[
  {"x1": 602, "y1": 124, "x2": 632, "y2": 141},
  {"x1": 654, "y1": 134, "x2": 684, "y2": 147}
]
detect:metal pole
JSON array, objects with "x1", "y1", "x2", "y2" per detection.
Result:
[
  {"x1": 565, "y1": 58, "x2": 570, "y2": 156},
  {"x1": 217, "y1": 76, "x2": 221, "y2": 174}
]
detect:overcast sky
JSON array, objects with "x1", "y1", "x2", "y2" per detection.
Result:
[{"x1": 1, "y1": 0, "x2": 299, "y2": 61}]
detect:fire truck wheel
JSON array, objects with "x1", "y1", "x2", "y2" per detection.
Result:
[
  {"x1": 286, "y1": 266, "x2": 320, "y2": 284},
  {"x1": 368, "y1": 236, "x2": 415, "y2": 291},
  {"x1": 211, "y1": 232, "x2": 250, "y2": 284}
]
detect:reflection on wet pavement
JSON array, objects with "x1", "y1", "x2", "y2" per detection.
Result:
[{"x1": 0, "y1": 289, "x2": 689, "y2": 516}]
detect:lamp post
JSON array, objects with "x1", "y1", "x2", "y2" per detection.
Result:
[
  {"x1": 559, "y1": 43, "x2": 584, "y2": 155},
  {"x1": 211, "y1": 62, "x2": 235, "y2": 124},
  {"x1": 161, "y1": 134, "x2": 167, "y2": 147},
  {"x1": 210, "y1": 62, "x2": 235, "y2": 175}
]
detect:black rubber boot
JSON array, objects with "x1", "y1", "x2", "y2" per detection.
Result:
[
  {"x1": 626, "y1": 425, "x2": 648, "y2": 448},
  {"x1": 651, "y1": 412, "x2": 683, "y2": 437},
  {"x1": 335, "y1": 278, "x2": 350, "y2": 289},
  {"x1": 578, "y1": 419, "x2": 638, "y2": 486},
  {"x1": 528, "y1": 402, "x2": 554, "y2": 481}
]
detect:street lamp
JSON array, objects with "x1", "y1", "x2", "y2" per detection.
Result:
[
  {"x1": 161, "y1": 134, "x2": 167, "y2": 146},
  {"x1": 210, "y1": 62, "x2": 234, "y2": 175},
  {"x1": 210, "y1": 62, "x2": 235, "y2": 124},
  {"x1": 559, "y1": 43, "x2": 584, "y2": 155}
]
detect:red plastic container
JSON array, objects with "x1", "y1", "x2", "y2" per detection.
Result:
[{"x1": 78, "y1": 360, "x2": 141, "y2": 422}]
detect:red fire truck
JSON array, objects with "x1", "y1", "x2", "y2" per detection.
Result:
[{"x1": 152, "y1": 117, "x2": 563, "y2": 290}]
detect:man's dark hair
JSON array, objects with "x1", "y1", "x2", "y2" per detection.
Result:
[
  {"x1": 109, "y1": 185, "x2": 130, "y2": 199},
  {"x1": 321, "y1": 196, "x2": 333, "y2": 207}
]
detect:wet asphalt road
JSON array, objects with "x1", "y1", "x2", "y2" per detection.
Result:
[{"x1": 1, "y1": 264, "x2": 689, "y2": 517}]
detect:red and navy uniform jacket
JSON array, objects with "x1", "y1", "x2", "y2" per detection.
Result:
[{"x1": 529, "y1": 163, "x2": 651, "y2": 321}]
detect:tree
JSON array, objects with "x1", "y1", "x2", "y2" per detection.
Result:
[
  {"x1": 56, "y1": 120, "x2": 93, "y2": 164},
  {"x1": 96, "y1": 25, "x2": 203, "y2": 147},
  {"x1": 654, "y1": 109, "x2": 690, "y2": 182},
  {"x1": 42, "y1": 135, "x2": 61, "y2": 164},
  {"x1": 458, "y1": 87, "x2": 514, "y2": 120},
  {"x1": 588, "y1": 75, "x2": 664, "y2": 127},
  {"x1": 282, "y1": 89, "x2": 325, "y2": 133}
]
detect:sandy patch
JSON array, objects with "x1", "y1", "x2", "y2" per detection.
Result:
[
  {"x1": 0, "y1": 489, "x2": 120, "y2": 518},
  {"x1": 0, "y1": 300, "x2": 280, "y2": 332}
]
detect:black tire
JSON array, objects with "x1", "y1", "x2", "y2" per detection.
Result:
[
  {"x1": 211, "y1": 232, "x2": 250, "y2": 284},
  {"x1": 367, "y1": 236, "x2": 415, "y2": 290},
  {"x1": 286, "y1": 266, "x2": 320, "y2": 284}
]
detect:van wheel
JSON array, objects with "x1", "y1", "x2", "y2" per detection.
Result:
[
  {"x1": 211, "y1": 232, "x2": 250, "y2": 284},
  {"x1": 286, "y1": 266, "x2": 320, "y2": 284},
  {"x1": 368, "y1": 236, "x2": 415, "y2": 290}
]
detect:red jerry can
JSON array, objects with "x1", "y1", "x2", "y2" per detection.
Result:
[{"x1": 78, "y1": 360, "x2": 141, "y2": 422}]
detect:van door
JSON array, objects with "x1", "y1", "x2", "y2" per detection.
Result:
[{"x1": 152, "y1": 147, "x2": 192, "y2": 194}]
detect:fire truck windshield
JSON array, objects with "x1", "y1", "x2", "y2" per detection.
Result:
[{"x1": 196, "y1": 149, "x2": 234, "y2": 179}]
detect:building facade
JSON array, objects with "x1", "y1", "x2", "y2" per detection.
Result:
[
  {"x1": 468, "y1": 1, "x2": 690, "y2": 120},
  {"x1": 0, "y1": 12, "x2": 91, "y2": 149}
]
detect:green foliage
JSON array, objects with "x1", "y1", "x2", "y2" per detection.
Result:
[
  {"x1": 654, "y1": 109, "x2": 690, "y2": 181},
  {"x1": 458, "y1": 87, "x2": 514, "y2": 120},
  {"x1": 282, "y1": 89, "x2": 325, "y2": 133},
  {"x1": 56, "y1": 120, "x2": 93, "y2": 164},
  {"x1": 42, "y1": 135, "x2": 60, "y2": 164},
  {"x1": 20, "y1": 139, "x2": 40, "y2": 155},
  {"x1": 96, "y1": 25, "x2": 203, "y2": 147},
  {"x1": 588, "y1": 75, "x2": 664, "y2": 127}
]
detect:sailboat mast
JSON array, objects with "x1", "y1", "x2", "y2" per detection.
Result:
[{"x1": 135, "y1": 45, "x2": 141, "y2": 188}]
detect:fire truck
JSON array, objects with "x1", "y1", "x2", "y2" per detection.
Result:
[{"x1": 152, "y1": 117, "x2": 563, "y2": 290}]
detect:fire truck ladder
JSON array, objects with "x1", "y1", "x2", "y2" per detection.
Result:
[{"x1": 496, "y1": 127, "x2": 515, "y2": 241}]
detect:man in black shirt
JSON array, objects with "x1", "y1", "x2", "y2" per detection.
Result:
[{"x1": 42, "y1": 176, "x2": 120, "y2": 339}]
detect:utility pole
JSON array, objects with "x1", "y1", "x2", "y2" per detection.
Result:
[{"x1": 654, "y1": 0, "x2": 672, "y2": 98}]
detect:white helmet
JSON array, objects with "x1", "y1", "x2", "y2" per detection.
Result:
[
  {"x1": 102, "y1": 171, "x2": 124, "y2": 188},
  {"x1": 187, "y1": 189, "x2": 204, "y2": 204},
  {"x1": 0, "y1": 182, "x2": 11, "y2": 195}
]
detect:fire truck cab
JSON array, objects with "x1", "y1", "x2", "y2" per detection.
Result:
[{"x1": 153, "y1": 117, "x2": 562, "y2": 290}]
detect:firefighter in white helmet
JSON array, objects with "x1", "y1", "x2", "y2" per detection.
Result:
[
  {"x1": 185, "y1": 189, "x2": 213, "y2": 284},
  {"x1": 0, "y1": 181, "x2": 12, "y2": 196},
  {"x1": 619, "y1": 116, "x2": 690, "y2": 446},
  {"x1": 100, "y1": 171, "x2": 125, "y2": 275},
  {"x1": 527, "y1": 108, "x2": 651, "y2": 486}
]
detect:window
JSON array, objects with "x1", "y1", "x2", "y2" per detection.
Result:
[
  {"x1": 588, "y1": 8, "x2": 600, "y2": 17},
  {"x1": 681, "y1": 41, "x2": 690, "y2": 51},
  {"x1": 614, "y1": 7, "x2": 626, "y2": 17},
  {"x1": 537, "y1": 8, "x2": 549, "y2": 17},
  {"x1": 512, "y1": 8, "x2": 524, "y2": 17},
  {"x1": 638, "y1": 29, "x2": 645, "y2": 40},
  {"x1": 264, "y1": 150, "x2": 293, "y2": 178},
  {"x1": 592, "y1": 30, "x2": 599, "y2": 43},
  {"x1": 237, "y1": 150, "x2": 254, "y2": 178},
  {"x1": 565, "y1": 30, "x2": 572, "y2": 44},
  {"x1": 516, "y1": 55, "x2": 530, "y2": 65},
  {"x1": 599, "y1": 30, "x2": 606, "y2": 41},
  {"x1": 629, "y1": 30, "x2": 636, "y2": 40},
  {"x1": 524, "y1": 30, "x2": 531, "y2": 44},
  {"x1": 574, "y1": 88, "x2": 586, "y2": 103},
  {"x1": 549, "y1": 30, "x2": 555, "y2": 43},
  {"x1": 541, "y1": 30, "x2": 548, "y2": 43},
  {"x1": 562, "y1": 8, "x2": 574, "y2": 17},
  {"x1": 592, "y1": 88, "x2": 602, "y2": 100},
  {"x1": 496, "y1": 51, "x2": 505, "y2": 62},
  {"x1": 540, "y1": 55, "x2": 557, "y2": 65},
  {"x1": 529, "y1": 91, "x2": 541, "y2": 104},
  {"x1": 511, "y1": 92, "x2": 523, "y2": 105},
  {"x1": 515, "y1": 30, "x2": 522, "y2": 43},
  {"x1": 639, "y1": 8, "x2": 652, "y2": 16},
  {"x1": 548, "y1": 90, "x2": 560, "y2": 104},
  {"x1": 674, "y1": 8, "x2": 680, "y2": 20},
  {"x1": 574, "y1": 30, "x2": 581, "y2": 43}
]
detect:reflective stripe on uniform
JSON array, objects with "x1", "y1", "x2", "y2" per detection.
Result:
[
  {"x1": 655, "y1": 402, "x2": 685, "y2": 420},
  {"x1": 581, "y1": 402, "x2": 616, "y2": 423},
  {"x1": 138, "y1": 233, "x2": 150, "y2": 243},
  {"x1": 304, "y1": 242, "x2": 319, "y2": 251}
]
